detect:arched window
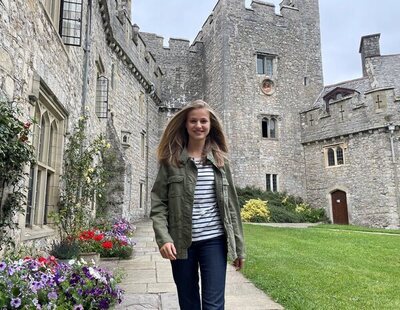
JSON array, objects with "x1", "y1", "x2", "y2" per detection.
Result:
[
  {"x1": 262, "y1": 116, "x2": 278, "y2": 139},
  {"x1": 336, "y1": 147, "x2": 344, "y2": 165},
  {"x1": 270, "y1": 118, "x2": 276, "y2": 138},
  {"x1": 327, "y1": 148, "x2": 335, "y2": 166},
  {"x1": 122, "y1": 135, "x2": 128, "y2": 143},
  {"x1": 262, "y1": 118, "x2": 269, "y2": 138},
  {"x1": 26, "y1": 87, "x2": 66, "y2": 228},
  {"x1": 38, "y1": 114, "x2": 47, "y2": 162},
  {"x1": 325, "y1": 145, "x2": 346, "y2": 167}
]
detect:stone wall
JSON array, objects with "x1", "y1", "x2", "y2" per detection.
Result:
[
  {"x1": 303, "y1": 130, "x2": 399, "y2": 228},
  {"x1": 141, "y1": 0, "x2": 324, "y2": 197},
  {"x1": 0, "y1": 0, "x2": 162, "y2": 246}
]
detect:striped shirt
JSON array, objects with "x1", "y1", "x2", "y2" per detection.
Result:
[{"x1": 191, "y1": 158, "x2": 224, "y2": 242}]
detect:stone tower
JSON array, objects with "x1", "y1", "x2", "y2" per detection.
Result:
[{"x1": 142, "y1": 0, "x2": 323, "y2": 196}]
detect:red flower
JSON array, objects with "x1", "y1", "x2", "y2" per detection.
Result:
[
  {"x1": 102, "y1": 241, "x2": 113, "y2": 249},
  {"x1": 23, "y1": 122, "x2": 31, "y2": 129},
  {"x1": 93, "y1": 234, "x2": 104, "y2": 241},
  {"x1": 79, "y1": 230, "x2": 95, "y2": 240},
  {"x1": 38, "y1": 257, "x2": 47, "y2": 264}
]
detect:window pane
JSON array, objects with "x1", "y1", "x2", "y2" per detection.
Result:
[
  {"x1": 257, "y1": 56, "x2": 265, "y2": 74},
  {"x1": 141, "y1": 133, "x2": 145, "y2": 158},
  {"x1": 265, "y1": 58, "x2": 273, "y2": 76},
  {"x1": 266, "y1": 174, "x2": 271, "y2": 191},
  {"x1": 60, "y1": 0, "x2": 83, "y2": 46},
  {"x1": 270, "y1": 118, "x2": 276, "y2": 138},
  {"x1": 44, "y1": 173, "x2": 52, "y2": 225},
  {"x1": 328, "y1": 148, "x2": 335, "y2": 166},
  {"x1": 39, "y1": 117, "x2": 46, "y2": 162},
  {"x1": 272, "y1": 174, "x2": 277, "y2": 192},
  {"x1": 96, "y1": 76, "x2": 109, "y2": 118},
  {"x1": 34, "y1": 170, "x2": 42, "y2": 225},
  {"x1": 139, "y1": 183, "x2": 143, "y2": 208},
  {"x1": 262, "y1": 118, "x2": 269, "y2": 138},
  {"x1": 337, "y1": 147, "x2": 344, "y2": 165},
  {"x1": 25, "y1": 167, "x2": 35, "y2": 226}
]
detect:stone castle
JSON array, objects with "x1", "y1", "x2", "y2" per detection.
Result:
[{"x1": 0, "y1": 0, "x2": 398, "y2": 246}]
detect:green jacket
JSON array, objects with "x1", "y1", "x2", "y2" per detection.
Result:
[{"x1": 150, "y1": 149, "x2": 245, "y2": 260}]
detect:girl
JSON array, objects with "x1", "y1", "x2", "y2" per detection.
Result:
[{"x1": 150, "y1": 100, "x2": 245, "y2": 310}]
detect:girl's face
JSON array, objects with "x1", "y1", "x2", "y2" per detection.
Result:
[{"x1": 185, "y1": 108, "x2": 211, "y2": 143}]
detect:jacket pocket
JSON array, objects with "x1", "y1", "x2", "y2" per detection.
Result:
[{"x1": 167, "y1": 175, "x2": 184, "y2": 198}]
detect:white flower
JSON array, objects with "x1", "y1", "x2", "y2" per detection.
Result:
[{"x1": 88, "y1": 267, "x2": 101, "y2": 280}]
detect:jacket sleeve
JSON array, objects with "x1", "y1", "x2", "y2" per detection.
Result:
[
  {"x1": 225, "y1": 161, "x2": 246, "y2": 259},
  {"x1": 150, "y1": 164, "x2": 174, "y2": 248}
]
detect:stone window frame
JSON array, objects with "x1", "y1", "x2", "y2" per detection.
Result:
[
  {"x1": 256, "y1": 52, "x2": 278, "y2": 77},
  {"x1": 261, "y1": 115, "x2": 279, "y2": 139},
  {"x1": 25, "y1": 82, "x2": 67, "y2": 235},
  {"x1": 121, "y1": 130, "x2": 131, "y2": 148},
  {"x1": 266, "y1": 174, "x2": 278, "y2": 192},
  {"x1": 44, "y1": 0, "x2": 62, "y2": 30},
  {"x1": 323, "y1": 143, "x2": 346, "y2": 167}
]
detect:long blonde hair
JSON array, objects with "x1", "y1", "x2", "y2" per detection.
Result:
[{"x1": 157, "y1": 100, "x2": 228, "y2": 167}]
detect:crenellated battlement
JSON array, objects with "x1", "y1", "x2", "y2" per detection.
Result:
[
  {"x1": 250, "y1": 0, "x2": 276, "y2": 13},
  {"x1": 167, "y1": 38, "x2": 191, "y2": 51}
]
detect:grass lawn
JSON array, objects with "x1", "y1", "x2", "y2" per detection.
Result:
[
  {"x1": 242, "y1": 224, "x2": 400, "y2": 310},
  {"x1": 311, "y1": 224, "x2": 400, "y2": 235}
]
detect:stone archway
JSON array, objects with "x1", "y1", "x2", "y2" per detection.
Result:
[{"x1": 331, "y1": 190, "x2": 349, "y2": 224}]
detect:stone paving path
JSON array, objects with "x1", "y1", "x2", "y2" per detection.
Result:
[{"x1": 100, "y1": 219, "x2": 284, "y2": 310}]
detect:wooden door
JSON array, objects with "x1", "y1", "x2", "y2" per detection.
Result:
[{"x1": 331, "y1": 190, "x2": 349, "y2": 224}]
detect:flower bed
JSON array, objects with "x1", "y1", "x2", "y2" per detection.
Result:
[
  {"x1": 77, "y1": 218, "x2": 136, "y2": 259},
  {"x1": 0, "y1": 256, "x2": 123, "y2": 309}
]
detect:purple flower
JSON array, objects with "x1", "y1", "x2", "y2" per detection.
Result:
[
  {"x1": 10, "y1": 297, "x2": 22, "y2": 308},
  {"x1": 73, "y1": 305, "x2": 84, "y2": 310},
  {"x1": 0, "y1": 261, "x2": 7, "y2": 271},
  {"x1": 30, "y1": 280, "x2": 44, "y2": 292},
  {"x1": 8, "y1": 266, "x2": 16, "y2": 275},
  {"x1": 99, "y1": 298, "x2": 110, "y2": 309},
  {"x1": 48, "y1": 291, "x2": 58, "y2": 300}
]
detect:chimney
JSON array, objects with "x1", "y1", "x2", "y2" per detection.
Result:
[{"x1": 359, "y1": 34, "x2": 381, "y2": 76}]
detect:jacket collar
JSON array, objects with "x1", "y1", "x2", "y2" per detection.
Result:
[{"x1": 179, "y1": 147, "x2": 217, "y2": 166}]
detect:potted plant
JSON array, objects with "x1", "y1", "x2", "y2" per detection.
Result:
[{"x1": 49, "y1": 239, "x2": 80, "y2": 261}]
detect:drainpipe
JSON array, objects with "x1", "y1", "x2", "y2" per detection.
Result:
[
  {"x1": 388, "y1": 123, "x2": 400, "y2": 226},
  {"x1": 78, "y1": 0, "x2": 92, "y2": 201},
  {"x1": 145, "y1": 83, "x2": 155, "y2": 217},
  {"x1": 81, "y1": 0, "x2": 92, "y2": 116}
]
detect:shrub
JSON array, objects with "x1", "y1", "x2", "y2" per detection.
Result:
[
  {"x1": 237, "y1": 186, "x2": 328, "y2": 223},
  {"x1": 50, "y1": 239, "x2": 80, "y2": 260},
  {"x1": 268, "y1": 205, "x2": 303, "y2": 223},
  {"x1": 241, "y1": 199, "x2": 271, "y2": 223}
]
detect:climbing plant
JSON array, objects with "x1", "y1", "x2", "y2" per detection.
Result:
[
  {"x1": 0, "y1": 99, "x2": 35, "y2": 251},
  {"x1": 51, "y1": 115, "x2": 110, "y2": 239}
]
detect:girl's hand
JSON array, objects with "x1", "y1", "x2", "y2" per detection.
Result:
[
  {"x1": 232, "y1": 257, "x2": 245, "y2": 271},
  {"x1": 160, "y1": 242, "x2": 177, "y2": 260}
]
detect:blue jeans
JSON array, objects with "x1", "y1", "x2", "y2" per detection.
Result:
[{"x1": 171, "y1": 235, "x2": 227, "y2": 310}]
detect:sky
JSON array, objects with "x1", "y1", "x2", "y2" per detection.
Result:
[{"x1": 131, "y1": 0, "x2": 400, "y2": 86}]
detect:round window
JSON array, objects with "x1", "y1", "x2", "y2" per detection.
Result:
[{"x1": 261, "y1": 78, "x2": 275, "y2": 95}]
